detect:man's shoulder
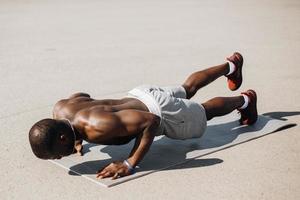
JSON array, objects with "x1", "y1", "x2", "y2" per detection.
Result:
[
  {"x1": 54, "y1": 93, "x2": 91, "y2": 107},
  {"x1": 53, "y1": 99, "x2": 68, "y2": 118},
  {"x1": 69, "y1": 92, "x2": 91, "y2": 99}
]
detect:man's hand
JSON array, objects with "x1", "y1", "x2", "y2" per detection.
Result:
[
  {"x1": 72, "y1": 140, "x2": 83, "y2": 156},
  {"x1": 95, "y1": 110, "x2": 159, "y2": 180},
  {"x1": 96, "y1": 161, "x2": 131, "y2": 180}
]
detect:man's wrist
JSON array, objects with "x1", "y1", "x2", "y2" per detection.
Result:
[{"x1": 123, "y1": 159, "x2": 135, "y2": 174}]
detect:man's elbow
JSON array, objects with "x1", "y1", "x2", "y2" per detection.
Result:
[
  {"x1": 146, "y1": 115, "x2": 161, "y2": 136},
  {"x1": 152, "y1": 115, "x2": 161, "y2": 127}
]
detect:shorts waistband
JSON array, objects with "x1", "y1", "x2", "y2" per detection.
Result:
[{"x1": 126, "y1": 88, "x2": 162, "y2": 117}]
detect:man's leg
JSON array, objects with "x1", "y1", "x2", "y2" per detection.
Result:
[
  {"x1": 202, "y1": 95, "x2": 244, "y2": 120},
  {"x1": 182, "y1": 62, "x2": 230, "y2": 99},
  {"x1": 182, "y1": 52, "x2": 243, "y2": 99},
  {"x1": 202, "y1": 90, "x2": 258, "y2": 125}
]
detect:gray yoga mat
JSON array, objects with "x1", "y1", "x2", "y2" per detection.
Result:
[{"x1": 50, "y1": 112, "x2": 295, "y2": 187}]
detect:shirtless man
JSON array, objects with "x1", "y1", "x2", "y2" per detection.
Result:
[{"x1": 29, "y1": 52, "x2": 257, "y2": 180}]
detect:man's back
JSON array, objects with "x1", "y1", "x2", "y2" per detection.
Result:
[{"x1": 52, "y1": 92, "x2": 152, "y2": 145}]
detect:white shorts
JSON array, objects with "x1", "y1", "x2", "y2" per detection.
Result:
[{"x1": 127, "y1": 85, "x2": 207, "y2": 140}]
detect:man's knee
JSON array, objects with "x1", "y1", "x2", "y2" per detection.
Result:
[
  {"x1": 182, "y1": 84, "x2": 196, "y2": 99},
  {"x1": 202, "y1": 103, "x2": 213, "y2": 121}
]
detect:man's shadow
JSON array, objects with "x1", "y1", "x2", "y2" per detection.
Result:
[
  {"x1": 69, "y1": 111, "x2": 297, "y2": 176},
  {"x1": 262, "y1": 111, "x2": 300, "y2": 121}
]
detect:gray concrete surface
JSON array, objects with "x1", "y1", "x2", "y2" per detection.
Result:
[{"x1": 0, "y1": 0, "x2": 299, "y2": 199}]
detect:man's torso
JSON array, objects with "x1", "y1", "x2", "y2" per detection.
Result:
[{"x1": 53, "y1": 93, "x2": 149, "y2": 145}]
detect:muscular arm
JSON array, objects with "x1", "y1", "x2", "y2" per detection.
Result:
[
  {"x1": 126, "y1": 112, "x2": 160, "y2": 167},
  {"x1": 96, "y1": 110, "x2": 160, "y2": 179}
]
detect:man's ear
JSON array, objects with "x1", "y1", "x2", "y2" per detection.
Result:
[{"x1": 60, "y1": 134, "x2": 67, "y2": 142}]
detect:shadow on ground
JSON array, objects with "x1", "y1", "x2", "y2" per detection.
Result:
[
  {"x1": 263, "y1": 111, "x2": 300, "y2": 121},
  {"x1": 69, "y1": 112, "x2": 298, "y2": 175}
]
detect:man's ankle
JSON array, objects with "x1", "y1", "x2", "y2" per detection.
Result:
[{"x1": 226, "y1": 61, "x2": 236, "y2": 76}]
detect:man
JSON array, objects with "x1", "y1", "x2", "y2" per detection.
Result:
[{"x1": 29, "y1": 52, "x2": 257, "y2": 180}]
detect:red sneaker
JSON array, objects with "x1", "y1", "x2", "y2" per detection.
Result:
[
  {"x1": 226, "y1": 52, "x2": 243, "y2": 91},
  {"x1": 238, "y1": 90, "x2": 258, "y2": 125}
]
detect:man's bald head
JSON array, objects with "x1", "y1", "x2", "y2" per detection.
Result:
[{"x1": 29, "y1": 118, "x2": 75, "y2": 159}]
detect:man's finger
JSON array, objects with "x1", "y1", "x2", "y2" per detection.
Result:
[
  {"x1": 111, "y1": 172, "x2": 119, "y2": 180},
  {"x1": 101, "y1": 171, "x2": 113, "y2": 179},
  {"x1": 97, "y1": 171, "x2": 111, "y2": 179},
  {"x1": 96, "y1": 169, "x2": 107, "y2": 178},
  {"x1": 96, "y1": 173, "x2": 103, "y2": 178},
  {"x1": 97, "y1": 175, "x2": 103, "y2": 179},
  {"x1": 112, "y1": 169, "x2": 128, "y2": 180}
]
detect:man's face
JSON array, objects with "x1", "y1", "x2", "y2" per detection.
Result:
[{"x1": 49, "y1": 133, "x2": 75, "y2": 159}]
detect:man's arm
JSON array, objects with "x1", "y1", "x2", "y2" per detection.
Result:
[
  {"x1": 127, "y1": 115, "x2": 160, "y2": 167},
  {"x1": 96, "y1": 110, "x2": 160, "y2": 179}
]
